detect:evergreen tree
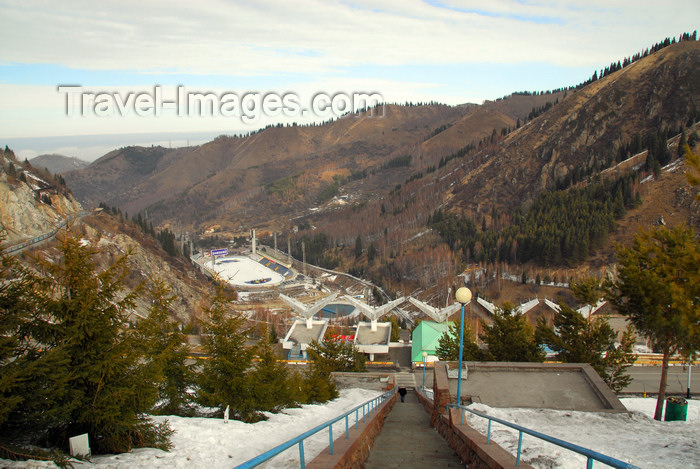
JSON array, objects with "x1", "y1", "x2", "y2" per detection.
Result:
[
  {"x1": 480, "y1": 303, "x2": 545, "y2": 362},
  {"x1": 606, "y1": 225, "x2": 699, "y2": 419},
  {"x1": 678, "y1": 130, "x2": 687, "y2": 158},
  {"x1": 354, "y1": 235, "x2": 362, "y2": 258},
  {"x1": 602, "y1": 324, "x2": 637, "y2": 393},
  {"x1": 247, "y1": 325, "x2": 293, "y2": 413},
  {"x1": 305, "y1": 337, "x2": 366, "y2": 402},
  {"x1": 570, "y1": 277, "x2": 601, "y2": 317},
  {"x1": 1, "y1": 232, "x2": 171, "y2": 454},
  {"x1": 136, "y1": 280, "x2": 196, "y2": 416},
  {"x1": 435, "y1": 319, "x2": 481, "y2": 361},
  {"x1": 0, "y1": 241, "x2": 72, "y2": 437},
  {"x1": 389, "y1": 316, "x2": 401, "y2": 342},
  {"x1": 684, "y1": 144, "x2": 700, "y2": 200},
  {"x1": 367, "y1": 242, "x2": 377, "y2": 262},
  {"x1": 535, "y1": 304, "x2": 636, "y2": 392},
  {"x1": 197, "y1": 286, "x2": 255, "y2": 421}
]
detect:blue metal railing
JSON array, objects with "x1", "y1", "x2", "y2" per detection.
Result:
[
  {"x1": 447, "y1": 403, "x2": 640, "y2": 469},
  {"x1": 418, "y1": 386, "x2": 434, "y2": 401},
  {"x1": 235, "y1": 388, "x2": 396, "y2": 469}
]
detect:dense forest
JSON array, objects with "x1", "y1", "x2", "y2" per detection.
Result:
[{"x1": 430, "y1": 173, "x2": 642, "y2": 266}]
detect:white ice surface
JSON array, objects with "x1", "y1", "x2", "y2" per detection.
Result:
[{"x1": 206, "y1": 256, "x2": 285, "y2": 286}]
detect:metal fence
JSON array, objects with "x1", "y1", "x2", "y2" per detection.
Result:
[
  {"x1": 235, "y1": 387, "x2": 396, "y2": 469},
  {"x1": 447, "y1": 403, "x2": 640, "y2": 469}
]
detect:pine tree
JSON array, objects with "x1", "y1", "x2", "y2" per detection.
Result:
[
  {"x1": 197, "y1": 286, "x2": 255, "y2": 421},
  {"x1": 354, "y1": 235, "x2": 362, "y2": 258},
  {"x1": 247, "y1": 325, "x2": 292, "y2": 413},
  {"x1": 305, "y1": 337, "x2": 366, "y2": 402},
  {"x1": 1, "y1": 231, "x2": 171, "y2": 454},
  {"x1": 606, "y1": 225, "x2": 700, "y2": 420},
  {"x1": 570, "y1": 277, "x2": 601, "y2": 317},
  {"x1": 389, "y1": 316, "x2": 401, "y2": 342},
  {"x1": 480, "y1": 302, "x2": 544, "y2": 362},
  {"x1": 435, "y1": 319, "x2": 481, "y2": 361},
  {"x1": 684, "y1": 144, "x2": 700, "y2": 200},
  {"x1": 535, "y1": 304, "x2": 636, "y2": 392},
  {"x1": 1, "y1": 241, "x2": 72, "y2": 435},
  {"x1": 136, "y1": 280, "x2": 196, "y2": 416},
  {"x1": 601, "y1": 325, "x2": 637, "y2": 392}
]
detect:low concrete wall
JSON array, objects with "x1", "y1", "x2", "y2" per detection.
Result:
[
  {"x1": 416, "y1": 363, "x2": 533, "y2": 469},
  {"x1": 447, "y1": 361, "x2": 628, "y2": 412},
  {"x1": 306, "y1": 391, "x2": 397, "y2": 469}
]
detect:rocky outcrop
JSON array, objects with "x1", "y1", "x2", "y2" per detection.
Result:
[{"x1": 0, "y1": 167, "x2": 82, "y2": 245}]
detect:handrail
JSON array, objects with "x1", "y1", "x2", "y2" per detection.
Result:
[
  {"x1": 418, "y1": 386, "x2": 434, "y2": 401},
  {"x1": 447, "y1": 403, "x2": 640, "y2": 469},
  {"x1": 235, "y1": 387, "x2": 396, "y2": 469}
]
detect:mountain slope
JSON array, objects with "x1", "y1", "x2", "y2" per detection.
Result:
[
  {"x1": 449, "y1": 41, "x2": 700, "y2": 216},
  {"x1": 29, "y1": 153, "x2": 89, "y2": 174},
  {"x1": 1, "y1": 150, "x2": 82, "y2": 245},
  {"x1": 60, "y1": 41, "x2": 700, "y2": 301},
  {"x1": 64, "y1": 103, "x2": 511, "y2": 222}
]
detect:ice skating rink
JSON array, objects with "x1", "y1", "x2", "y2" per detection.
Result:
[{"x1": 205, "y1": 256, "x2": 285, "y2": 287}]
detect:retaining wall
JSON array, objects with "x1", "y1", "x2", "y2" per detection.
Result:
[
  {"x1": 306, "y1": 377, "x2": 396, "y2": 468},
  {"x1": 416, "y1": 362, "x2": 534, "y2": 469}
]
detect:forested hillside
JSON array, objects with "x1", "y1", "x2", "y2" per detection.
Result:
[{"x1": 62, "y1": 37, "x2": 700, "y2": 302}]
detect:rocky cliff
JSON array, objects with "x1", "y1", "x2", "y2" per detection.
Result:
[{"x1": 1, "y1": 152, "x2": 83, "y2": 245}]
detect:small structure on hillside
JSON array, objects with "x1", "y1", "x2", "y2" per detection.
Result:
[
  {"x1": 408, "y1": 297, "x2": 461, "y2": 322},
  {"x1": 280, "y1": 293, "x2": 338, "y2": 328},
  {"x1": 342, "y1": 295, "x2": 405, "y2": 330},
  {"x1": 281, "y1": 318, "x2": 329, "y2": 359},
  {"x1": 343, "y1": 296, "x2": 406, "y2": 361},
  {"x1": 411, "y1": 320, "x2": 448, "y2": 365},
  {"x1": 353, "y1": 322, "x2": 392, "y2": 361},
  {"x1": 279, "y1": 293, "x2": 338, "y2": 359}
]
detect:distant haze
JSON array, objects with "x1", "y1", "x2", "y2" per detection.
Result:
[
  {"x1": 29, "y1": 153, "x2": 89, "y2": 174},
  {"x1": 7, "y1": 131, "x2": 231, "y2": 162}
]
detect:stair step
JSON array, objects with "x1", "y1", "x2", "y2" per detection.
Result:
[{"x1": 394, "y1": 372, "x2": 416, "y2": 388}]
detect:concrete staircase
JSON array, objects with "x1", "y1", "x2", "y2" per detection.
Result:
[
  {"x1": 364, "y1": 391, "x2": 463, "y2": 468},
  {"x1": 394, "y1": 371, "x2": 416, "y2": 390}
]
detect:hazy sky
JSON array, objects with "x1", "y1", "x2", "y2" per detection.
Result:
[{"x1": 1, "y1": 0, "x2": 698, "y2": 160}]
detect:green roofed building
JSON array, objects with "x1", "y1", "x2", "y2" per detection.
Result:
[{"x1": 411, "y1": 320, "x2": 448, "y2": 364}]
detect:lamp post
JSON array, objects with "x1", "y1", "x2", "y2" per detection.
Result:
[
  {"x1": 422, "y1": 351, "x2": 428, "y2": 393},
  {"x1": 455, "y1": 287, "x2": 472, "y2": 407},
  {"x1": 687, "y1": 353, "x2": 693, "y2": 399}
]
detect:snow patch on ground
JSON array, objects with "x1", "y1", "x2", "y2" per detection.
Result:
[
  {"x1": 4, "y1": 395, "x2": 698, "y2": 468},
  {"x1": 462, "y1": 398, "x2": 700, "y2": 468},
  {"x1": 662, "y1": 159, "x2": 684, "y2": 173},
  {"x1": 0, "y1": 388, "x2": 383, "y2": 469}
]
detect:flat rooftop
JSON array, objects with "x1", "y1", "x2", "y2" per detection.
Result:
[
  {"x1": 447, "y1": 362, "x2": 627, "y2": 413},
  {"x1": 284, "y1": 320, "x2": 327, "y2": 346},
  {"x1": 355, "y1": 322, "x2": 391, "y2": 346}
]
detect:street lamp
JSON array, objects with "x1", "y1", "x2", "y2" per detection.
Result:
[
  {"x1": 687, "y1": 353, "x2": 693, "y2": 399},
  {"x1": 455, "y1": 287, "x2": 472, "y2": 407},
  {"x1": 422, "y1": 351, "x2": 428, "y2": 393}
]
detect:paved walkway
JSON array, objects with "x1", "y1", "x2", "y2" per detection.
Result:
[{"x1": 364, "y1": 390, "x2": 464, "y2": 468}]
